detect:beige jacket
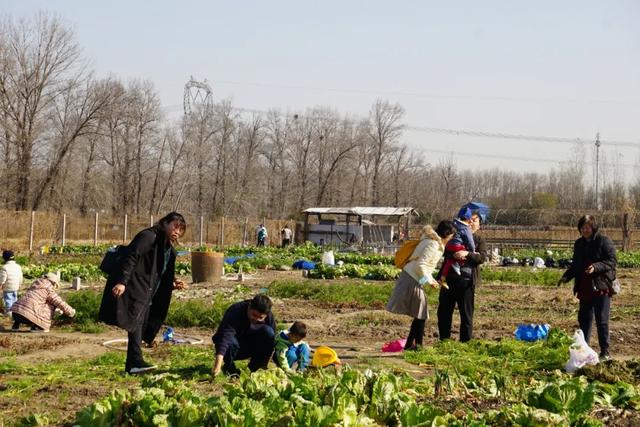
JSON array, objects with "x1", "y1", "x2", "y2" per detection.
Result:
[
  {"x1": 10, "y1": 278, "x2": 75, "y2": 331},
  {"x1": 403, "y1": 226, "x2": 444, "y2": 286},
  {"x1": 0, "y1": 261, "x2": 23, "y2": 292}
]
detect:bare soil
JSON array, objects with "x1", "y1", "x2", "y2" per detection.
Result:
[{"x1": 1, "y1": 268, "x2": 639, "y2": 425}]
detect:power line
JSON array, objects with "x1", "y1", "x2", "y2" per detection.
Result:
[
  {"x1": 405, "y1": 126, "x2": 640, "y2": 147},
  {"x1": 428, "y1": 148, "x2": 638, "y2": 169},
  {"x1": 161, "y1": 104, "x2": 640, "y2": 148},
  {"x1": 208, "y1": 79, "x2": 638, "y2": 106}
]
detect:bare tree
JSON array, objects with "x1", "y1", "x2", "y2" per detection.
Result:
[
  {"x1": 0, "y1": 13, "x2": 82, "y2": 209},
  {"x1": 368, "y1": 100, "x2": 405, "y2": 205}
]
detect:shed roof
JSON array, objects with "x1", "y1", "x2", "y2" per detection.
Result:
[{"x1": 302, "y1": 207, "x2": 416, "y2": 217}]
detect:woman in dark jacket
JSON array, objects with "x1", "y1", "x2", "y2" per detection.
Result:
[
  {"x1": 558, "y1": 215, "x2": 616, "y2": 360},
  {"x1": 99, "y1": 212, "x2": 187, "y2": 374}
]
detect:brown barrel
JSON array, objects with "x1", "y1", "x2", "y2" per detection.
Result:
[{"x1": 191, "y1": 251, "x2": 224, "y2": 283}]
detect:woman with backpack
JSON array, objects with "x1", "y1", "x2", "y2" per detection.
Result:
[
  {"x1": 98, "y1": 212, "x2": 187, "y2": 374},
  {"x1": 387, "y1": 220, "x2": 456, "y2": 351}
]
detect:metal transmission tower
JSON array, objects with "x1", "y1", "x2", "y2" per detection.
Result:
[{"x1": 183, "y1": 76, "x2": 213, "y2": 115}]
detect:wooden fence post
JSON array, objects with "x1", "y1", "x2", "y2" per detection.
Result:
[
  {"x1": 94, "y1": 212, "x2": 99, "y2": 246},
  {"x1": 61, "y1": 214, "x2": 67, "y2": 247},
  {"x1": 123, "y1": 214, "x2": 128, "y2": 243},
  {"x1": 220, "y1": 216, "x2": 225, "y2": 247},
  {"x1": 622, "y1": 212, "x2": 631, "y2": 252},
  {"x1": 242, "y1": 217, "x2": 248, "y2": 247},
  {"x1": 28, "y1": 211, "x2": 35, "y2": 252}
]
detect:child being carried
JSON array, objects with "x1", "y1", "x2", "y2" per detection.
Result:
[{"x1": 439, "y1": 215, "x2": 476, "y2": 284}]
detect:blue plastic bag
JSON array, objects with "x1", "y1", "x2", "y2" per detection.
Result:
[
  {"x1": 514, "y1": 323, "x2": 550, "y2": 342},
  {"x1": 163, "y1": 327, "x2": 174, "y2": 342}
]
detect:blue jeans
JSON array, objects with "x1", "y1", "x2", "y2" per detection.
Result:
[
  {"x1": 278, "y1": 343, "x2": 311, "y2": 371},
  {"x1": 3, "y1": 291, "x2": 18, "y2": 314}
]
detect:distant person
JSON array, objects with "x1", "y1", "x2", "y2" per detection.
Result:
[
  {"x1": 10, "y1": 273, "x2": 75, "y2": 332},
  {"x1": 281, "y1": 225, "x2": 293, "y2": 248},
  {"x1": 437, "y1": 203, "x2": 488, "y2": 343},
  {"x1": 387, "y1": 221, "x2": 456, "y2": 351},
  {"x1": 212, "y1": 294, "x2": 276, "y2": 376},
  {"x1": 273, "y1": 321, "x2": 311, "y2": 372},
  {"x1": 1, "y1": 250, "x2": 23, "y2": 315},
  {"x1": 257, "y1": 224, "x2": 268, "y2": 247},
  {"x1": 99, "y1": 212, "x2": 187, "y2": 374},
  {"x1": 558, "y1": 215, "x2": 616, "y2": 360}
]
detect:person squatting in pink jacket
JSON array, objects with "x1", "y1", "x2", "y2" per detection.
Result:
[{"x1": 10, "y1": 272, "x2": 75, "y2": 332}]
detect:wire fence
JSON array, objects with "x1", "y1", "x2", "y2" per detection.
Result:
[{"x1": 0, "y1": 210, "x2": 637, "y2": 251}]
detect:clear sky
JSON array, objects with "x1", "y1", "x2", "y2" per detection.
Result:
[{"x1": 4, "y1": 1, "x2": 640, "y2": 180}]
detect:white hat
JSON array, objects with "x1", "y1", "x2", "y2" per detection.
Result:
[{"x1": 44, "y1": 272, "x2": 61, "y2": 287}]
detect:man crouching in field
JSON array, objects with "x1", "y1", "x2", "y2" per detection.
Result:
[{"x1": 212, "y1": 294, "x2": 276, "y2": 376}]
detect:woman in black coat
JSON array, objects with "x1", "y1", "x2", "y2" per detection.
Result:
[
  {"x1": 99, "y1": 212, "x2": 187, "y2": 374},
  {"x1": 558, "y1": 215, "x2": 616, "y2": 360}
]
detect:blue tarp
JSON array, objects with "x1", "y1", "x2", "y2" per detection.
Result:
[
  {"x1": 292, "y1": 260, "x2": 316, "y2": 270},
  {"x1": 224, "y1": 253, "x2": 256, "y2": 265}
]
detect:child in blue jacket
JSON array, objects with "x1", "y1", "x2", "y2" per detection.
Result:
[{"x1": 273, "y1": 321, "x2": 310, "y2": 372}]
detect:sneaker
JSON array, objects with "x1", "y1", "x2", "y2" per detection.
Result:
[
  {"x1": 599, "y1": 352, "x2": 611, "y2": 361},
  {"x1": 127, "y1": 362, "x2": 158, "y2": 375}
]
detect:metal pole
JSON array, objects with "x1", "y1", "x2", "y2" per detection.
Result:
[
  {"x1": 61, "y1": 214, "x2": 67, "y2": 247},
  {"x1": 123, "y1": 214, "x2": 128, "y2": 243},
  {"x1": 94, "y1": 212, "x2": 99, "y2": 246},
  {"x1": 199, "y1": 216, "x2": 204, "y2": 247},
  {"x1": 595, "y1": 132, "x2": 601, "y2": 210},
  {"x1": 28, "y1": 211, "x2": 35, "y2": 252}
]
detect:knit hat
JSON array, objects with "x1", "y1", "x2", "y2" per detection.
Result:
[
  {"x1": 2, "y1": 250, "x2": 14, "y2": 261},
  {"x1": 457, "y1": 202, "x2": 490, "y2": 223},
  {"x1": 44, "y1": 272, "x2": 61, "y2": 287}
]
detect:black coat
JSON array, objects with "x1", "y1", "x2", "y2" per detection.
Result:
[
  {"x1": 212, "y1": 300, "x2": 276, "y2": 356},
  {"x1": 561, "y1": 232, "x2": 617, "y2": 293},
  {"x1": 467, "y1": 233, "x2": 487, "y2": 287},
  {"x1": 98, "y1": 227, "x2": 176, "y2": 342}
]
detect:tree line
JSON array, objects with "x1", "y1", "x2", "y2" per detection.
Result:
[{"x1": 1, "y1": 13, "x2": 638, "y2": 224}]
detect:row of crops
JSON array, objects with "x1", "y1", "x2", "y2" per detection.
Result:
[
  {"x1": 73, "y1": 329, "x2": 640, "y2": 426},
  {"x1": 13, "y1": 244, "x2": 640, "y2": 283}
]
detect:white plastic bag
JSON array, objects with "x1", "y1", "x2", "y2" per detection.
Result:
[
  {"x1": 533, "y1": 257, "x2": 545, "y2": 268},
  {"x1": 321, "y1": 250, "x2": 335, "y2": 266},
  {"x1": 565, "y1": 329, "x2": 599, "y2": 373}
]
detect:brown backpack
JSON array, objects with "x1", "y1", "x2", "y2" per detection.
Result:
[{"x1": 394, "y1": 240, "x2": 420, "y2": 268}]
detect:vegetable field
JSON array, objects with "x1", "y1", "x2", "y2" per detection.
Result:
[{"x1": 1, "y1": 245, "x2": 639, "y2": 426}]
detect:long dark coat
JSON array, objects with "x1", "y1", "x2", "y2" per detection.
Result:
[
  {"x1": 98, "y1": 227, "x2": 176, "y2": 343},
  {"x1": 561, "y1": 232, "x2": 617, "y2": 293}
]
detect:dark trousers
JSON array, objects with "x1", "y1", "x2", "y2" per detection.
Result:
[
  {"x1": 126, "y1": 304, "x2": 151, "y2": 370},
  {"x1": 405, "y1": 318, "x2": 426, "y2": 349},
  {"x1": 223, "y1": 325, "x2": 275, "y2": 374},
  {"x1": 12, "y1": 313, "x2": 43, "y2": 330},
  {"x1": 437, "y1": 275, "x2": 474, "y2": 342},
  {"x1": 578, "y1": 295, "x2": 610, "y2": 354}
]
